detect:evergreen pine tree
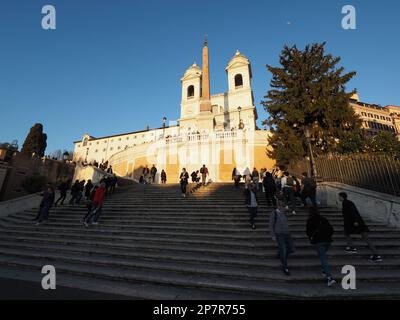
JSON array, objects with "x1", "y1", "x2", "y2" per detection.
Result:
[
  {"x1": 366, "y1": 131, "x2": 400, "y2": 158},
  {"x1": 262, "y1": 43, "x2": 361, "y2": 166},
  {"x1": 21, "y1": 123, "x2": 47, "y2": 157}
]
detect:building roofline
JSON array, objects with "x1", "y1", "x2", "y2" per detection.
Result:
[{"x1": 73, "y1": 125, "x2": 179, "y2": 144}]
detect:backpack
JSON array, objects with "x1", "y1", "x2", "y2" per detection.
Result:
[
  {"x1": 311, "y1": 217, "x2": 334, "y2": 242},
  {"x1": 303, "y1": 177, "x2": 316, "y2": 192},
  {"x1": 200, "y1": 168, "x2": 205, "y2": 174}
]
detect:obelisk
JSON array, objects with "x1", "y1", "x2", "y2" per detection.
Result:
[{"x1": 200, "y1": 35, "x2": 212, "y2": 113}]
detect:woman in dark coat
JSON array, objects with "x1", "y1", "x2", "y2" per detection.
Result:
[
  {"x1": 34, "y1": 185, "x2": 55, "y2": 225},
  {"x1": 179, "y1": 168, "x2": 189, "y2": 198},
  {"x1": 84, "y1": 180, "x2": 94, "y2": 199},
  {"x1": 339, "y1": 192, "x2": 382, "y2": 262},
  {"x1": 161, "y1": 170, "x2": 167, "y2": 184},
  {"x1": 55, "y1": 180, "x2": 68, "y2": 206},
  {"x1": 232, "y1": 168, "x2": 241, "y2": 188},
  {"x1": 263, "y1": 172, "x2": 277, "y2": 207},
  {"x1": 69, "y1": 180, "x2": 81, "y2": 205}
]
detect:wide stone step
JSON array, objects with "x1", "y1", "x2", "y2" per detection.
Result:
[
  {"x1": 0, "y1": 254, "x2": 399, "y2": 299},
  {"x1": 1, "y1": 222, "x2": 399, "y2": 244},
  {"x1": 0, "y1": 240, "x2": 398, "y2": 272},
  {"x1": 19, "y1": 208, "x2": 359, "y2": 217},
  {"x1": 1, "y1": 217, "x2": 399, "y2": 237},
  {"x1": 1, "y1": 235, "x2": 398, "y2": 263},
  {"x1": 5, "y1": 214, "x2": 393, "y2": 229},
  {"x1": 0, "y1": 265, "x2": 268, "y2": 300},
  {"x1": 1, "y1": 247, "x2": 399, "y2": 284},
  {"x1": 1, "y1": 228, "x2": 399, "y2": 252},
  {"x1": 2, "y1": 183, "x2": 399, "y2": 299}
]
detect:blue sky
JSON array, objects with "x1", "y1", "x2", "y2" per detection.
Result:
[{"x1": 0, "y1": 0, "x2": 399, "y2": 153}]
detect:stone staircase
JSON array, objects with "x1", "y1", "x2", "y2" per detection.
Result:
[{"x1": 0, "y1": 182, "x2": 399, "y2": 299}]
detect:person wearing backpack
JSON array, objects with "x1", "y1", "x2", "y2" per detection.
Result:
[
  {"x1": 83, "y1": 185, "x2": 98, "y2": 224},
  {"x1": 83, "y1": 182, "x2": 106, "y2": 227},
  {"x1": 270, "y1": 200, "x2": 295, "y2": 276},
  {"x1": 306, "y1": 207, "x2": 336, "y2": 287},
  {"x1": 281, "y1": 171, "x2": 296, "y2": 215},
  {"x1": 301, "y1": 172, "x2": 317, "y2": 207}
]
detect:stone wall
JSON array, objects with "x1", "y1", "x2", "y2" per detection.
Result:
[
  {"x1": 318, "y1": 182, "x2": 400, "y2": 229},
  {"x1": 107, "y1": 130, "x2": 274, "y2": 183},
  {"x1": 0, "y1": 153, "x2": 75, "y2": 202},
  {"x1": 73, "y1": 164, "x2": 113, "y2": 185}
]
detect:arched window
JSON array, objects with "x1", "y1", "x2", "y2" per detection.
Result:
[
  {"x1": 187, "y1": 85, "x2": 194, "y2": 98},
  {"x1": 83, "y1": 138, "x2": 88, "y2": 147},
  {"x1": 234, "y1": 74, "x2": 243, "y2": 88}
]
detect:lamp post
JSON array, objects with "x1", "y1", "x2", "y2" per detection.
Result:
[
  {"x1": 304, "y1": 127, "x2": 317, "y2": 179},
  {"x1": 162, "y1": 116, "x2": 167, "y2": 140},
  {"x1": 238, "y1": 107, "x2": 243, "y2": 130}
]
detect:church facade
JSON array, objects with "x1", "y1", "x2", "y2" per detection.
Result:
[{"x1": 73, "y1": 39, "x2": 273, "y2": 182}]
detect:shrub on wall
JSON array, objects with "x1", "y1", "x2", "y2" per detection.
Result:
[{"x1": 21, "y1": 175, "x2": 47, "y2": 194}]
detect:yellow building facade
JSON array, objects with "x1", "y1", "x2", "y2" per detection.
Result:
[
  {"x1": 350, "y1": 94, "x2": 400, "y2": 139},
  {"x1": 73, "y1": 40, "x2": 274, "y2": 182}
]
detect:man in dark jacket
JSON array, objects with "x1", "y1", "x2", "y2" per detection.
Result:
[
  {"x1": 83, "y1": 185, "x2": 98, "y2": 224},
  {"x1": 179, "y1": 168, "x2": 189, "y2": 198},
  {"x1": 69, "y1": 180, "x2": 81, "y2": 205},
  {"x1": 263, "y1": 172, "x2": 277, "y2": 207},
  {"x1": 34, "y1": 184, "x2": 55, "y2": 225},
  {"x1": 76, "y1": 180, "x2": 85, "y2": 204},
  {"x1": 150, "y1": 165, "x2": 157, "y2": 183},
  {"x1": 55, "y1": 180, "x2": 68, "y2": 206},
  {"x1": 109, "y1": 175, "x2": 118, "y2": 194},
  {"x1": 301, "y1": 172, "x2": 317, "y2": 207},
  {"x1": 84, "y1": 179, "x2": 94, "y2": 200},
  {"x1": 306, "y1": 207, "x2": 336, "y2": 287},
  {"x1": 339, "y1": 192, "x2": 382, "y2": 262}
]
